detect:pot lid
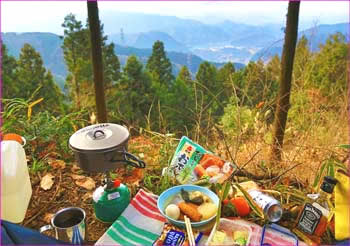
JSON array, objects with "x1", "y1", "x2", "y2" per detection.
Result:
[{"x1": 69, "y1": 123, "x2": 129, "y2": 151}]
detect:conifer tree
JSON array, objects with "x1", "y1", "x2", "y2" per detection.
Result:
[
  {"x1": 15, "y1": 44, "x2": 63, "y2": 113},
  {"x1": 2, "y1": 44, "x2": 18, "y2": 98},
  {"x1": 115, "y1": 55, "x2": 152, "y2": 126},
  {"x1": 146, "y1": 41, "x2": 174, "y2": 86},
  {"x1": 178, "y1": 65, "x2": 192, "y2": 84}
]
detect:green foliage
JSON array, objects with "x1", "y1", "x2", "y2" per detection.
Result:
[
  {"x1": 2, "y1": 97, "x2": 88, "y2": 160},
  {"x1": 61, "y1": 14, "x2": 120, "y2": 110},
  {"x1": 112, "y1": 55, "x2": 153, "y2": 127},
  {"x1": 217, "y1": 62, "x2": 236, "y2": 103},
  {"x1": 309, "y1": 33, "x2": 347, "y2": 96},
  {"x1": 221, "y1": 97, "x2": 256, "y2": 137},
  {"x1": 2, "y1": 44, "x2": 18, "y2": 98},
  {"x1": 241, "y1": 60, "x2": 279, "y2": 107},
  {"x1": 165, "y1": 77, "x2": 196, "y2": 133},
  {"x1": 3, "y1": 43, "x2": 64, "y2": 114},
  {"x1": 146, "y1": 41, "x2": 174, "y2": 86}
]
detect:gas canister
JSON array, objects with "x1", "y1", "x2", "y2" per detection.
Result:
[{"x1": 93, "y1": 179, "x2": 130, "y2": 223}]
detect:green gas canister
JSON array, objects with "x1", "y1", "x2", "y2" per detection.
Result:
[{"x1": 93, "y1": 179, "x2": 130, "y2": 223}]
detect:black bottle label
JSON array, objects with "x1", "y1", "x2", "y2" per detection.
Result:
[{"x1": 297, "y1": 203, "x2": 322, "y2": 234}]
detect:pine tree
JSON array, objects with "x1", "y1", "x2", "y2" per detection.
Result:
[
  {"x1": 310, "y1": 33, "x2": 347, "y2": 96},
  {"x1": 16, "y1": 44, "x2": 46, "y2": 99},
  {"x1": 217, "y1": 62, "x2": 236, "y2": 103},
  {"x1": 15, "y1": 44, "x2": 63, "y2": 113},
  {"x1": 166, "y1": 69, "x2": 195, "y2": 133},
  {"x1": 61, "y1": 14, "x2": 89, "y2": 109},
  {"x1": 146, "y1": 41, "x2": 174, "y2": 86},
  {"x1": 2, "y1": 44, "x2": 18, "y2": 98},
  {"x1": 178, "y1": 65, "x2": 192, "y2": 84},
  {"x1": 115, "y1": 55, "x2": 152, "y2": 126},
  {"x1": 196, "y1": 61, "x2": 218, "y2": 94},
  {"x1": 62, "y1": 14, "x2": 121, "y2": 110}
]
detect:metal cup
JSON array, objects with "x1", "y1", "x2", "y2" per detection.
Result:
[{"x1": 40, "y1": 207, "x2": 86, "y2": 244}]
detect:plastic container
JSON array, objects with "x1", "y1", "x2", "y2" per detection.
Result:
[
  {"x1": 93, "y1": 179, "x2": 130, "y2": 223},
  {"x1": 1, "y1": 137, "x2": 32, "y2": 223},
  {"x1": 207, "y1": 218, "x2": 252, "y2": 245},
  {"x1": 260, "y1": 223, "x2": 299, "y2": 246}
]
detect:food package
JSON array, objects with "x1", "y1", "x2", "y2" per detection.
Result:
[
  {"x1": 207, "y1": 218, "x2": 252, "y2": 246},
  {"x1": 168, "y1": 136, "x2": 236, "y2": 184},
  {"x1": 153, "y1": 223, "x2": 203, "y2": 246}
]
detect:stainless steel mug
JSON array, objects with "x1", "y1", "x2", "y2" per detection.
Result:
[{"x1": 40, "y1": 207, "x2": 86, "y2": 244}]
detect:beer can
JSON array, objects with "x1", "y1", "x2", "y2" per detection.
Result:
[{"x1": 248, "y1": 189, "x2": 283, "y2": 222}]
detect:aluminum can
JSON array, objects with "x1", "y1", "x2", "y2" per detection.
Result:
[{"x1": 248, "y1": 189, "x2": 283, "y2": 222}]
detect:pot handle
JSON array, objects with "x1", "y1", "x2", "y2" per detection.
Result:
[
  {"x1": 109, "y1": 150, "x2": 146, "y2": 169},
  {"x1": 123, "y1": 151, "x2": 146, "y2": 168}
]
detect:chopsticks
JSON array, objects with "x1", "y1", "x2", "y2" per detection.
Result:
[{"x1": 184, "y1": 215, "x2": 196, "y2": 246}]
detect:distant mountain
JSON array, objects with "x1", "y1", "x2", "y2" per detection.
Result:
[
  {"x1": 101, "y1": 12, "x2": 231, "y2": 46},
  {"x1": 214, "y1": 20, "x2": 283, "y2": 47},
  {"x1": 2, "y1": 32, "x2": 244, "y2": 89},
  {"x1": 3, "y1": 32, "x2": 67, "y2": 77},
  {"x1": 251, "y1": 23, "x2": 349, "y2": 61},
  {"x1": 131, "y1": 31, "x2": 188, "y2": 52}
]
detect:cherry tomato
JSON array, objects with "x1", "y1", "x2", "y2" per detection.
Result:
[
  {"x1": 230, "y1": 197, "x2": 251, "y2": 217},
  {"x1": 223, "y1": 199, "x2": 230, "y2": 205}
]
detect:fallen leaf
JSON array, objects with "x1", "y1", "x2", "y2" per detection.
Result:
[
  {"x1": 43, "y1": 213, "x2": 54, "y2": 224},
  {"x1": 124, "y1": 169, "x2": 144, "y2": 184},
  {"x1": 138, "y1": 153, "x2": 145, "y2": 158},
  {"x1": 75, "y1": 177, "x2": 95, "y2": 190},
  {"x1": 48, "y1": 159, "x2": 66, "y2": 169},
  {"x1": 40, "y1": 173, "x2": 54, "y2": 190},
  {"x1": 82, "y1": 192, "x2": 93, "y2": 201},
  {"x1": 70, "y1": 174, "x2": 85, "y2": 180},
  {"x1": 71, "y1": 164, "x2": 82, "y2": 174}
]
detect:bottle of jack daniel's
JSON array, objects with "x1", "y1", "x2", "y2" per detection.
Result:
[{"x1": 294, "y1": 176, "x2": 337, "y2": 244}]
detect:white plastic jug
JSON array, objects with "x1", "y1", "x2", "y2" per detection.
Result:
[{"x1": 1, "y1": 138, "x2": 32, "y2": 223}]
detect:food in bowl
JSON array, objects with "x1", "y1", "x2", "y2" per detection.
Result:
[{"x1": 164, "y1": 188, "x2": 218, "y2": 223}]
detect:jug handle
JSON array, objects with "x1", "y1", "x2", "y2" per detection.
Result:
[
  {"x1": 21, "y1": 137, "x2": 26, "y2": 147},
  {"x1": 39, "y1": 224, "x2": 53, "y2": 233}
]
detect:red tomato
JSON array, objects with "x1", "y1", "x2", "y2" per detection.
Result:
[
  {"x1": 230, "y1": 197, "x2": 251, "y2": 217},
  {"x1": 223, "y1": 199, "x2": 230, "y2": 205}
]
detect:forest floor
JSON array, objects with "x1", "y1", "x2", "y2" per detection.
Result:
[
  {"x1": 22, "y1": 136, "x2": 159, "y2": 243},
  {"x1": 22, "y1": 129, "x2": 348, "y2": 243}
]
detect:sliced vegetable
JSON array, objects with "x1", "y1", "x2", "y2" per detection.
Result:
[
  {"x1": 194, "y1": 165, "x2": 207, "y2": 178},
  {"x1": 230, "y1": 197, "x2": 251, "y2": 217}
]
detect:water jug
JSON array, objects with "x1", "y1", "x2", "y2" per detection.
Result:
[
  {"x1": 1, "y1": 134, "x2": 32, "y2": 223},
  {"x1": 93, "y1": 179, "x2": 130, "y2": 223}
]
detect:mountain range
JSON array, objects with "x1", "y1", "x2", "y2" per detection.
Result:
[
  {"x1": 251, "y1": 23, "x2": 349, "y2": 61},
  {"x1": 2, "y1": 11, "x2": 348, "y2": 89},
  {"x1": 2, "y1": 32, "x2": 244, "y2": 89}
]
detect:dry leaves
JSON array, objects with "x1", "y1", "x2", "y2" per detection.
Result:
[
  {"x1": 70, "y1": 174, "x2": 96, "y2": 190},
  {"x1": 40, "y1": 173, "x2": 54, "y2": 190},
  {"x1": 76, "y1": 178, "x2": 96, "y2": 190},
  {"x1": 43, "y1": 213, "x2": 54, "y2": 224},
  {"x1": 48, "y1": 159, "x2": 66, "y2": 169},
  {"x1": 71, "y1": 164, "x2": 82, "y2": 174},
  {"x1": 70, "y1": 174, "x2": 86, "y2": 180},
  {"x1": 82, "y1": 192, "x2": 93, "y2": 202}
]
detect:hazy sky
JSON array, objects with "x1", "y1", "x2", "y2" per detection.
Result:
[{"x1": 1, "y1": 1, "x2": 349, "y2": 34}]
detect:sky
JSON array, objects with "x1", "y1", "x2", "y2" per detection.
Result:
[{"x1": 1, "y1": 1, "x2": 349, "y2": 35}]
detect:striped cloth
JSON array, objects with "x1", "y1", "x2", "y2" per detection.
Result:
[{"x1": 95, "y1": 189, "x2": 166, "y2": 246}]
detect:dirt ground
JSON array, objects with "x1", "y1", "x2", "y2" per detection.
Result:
[{"x1": 22, "y1": 136, "x2": 158, "y2": 243}]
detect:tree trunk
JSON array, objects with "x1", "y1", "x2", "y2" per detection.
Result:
[
  {"x1": 271, "y1": 1, "x2": 300, "y2": 161},
  {"x1": 87, "y1": 1, "x2": 107, "y2": 123}
]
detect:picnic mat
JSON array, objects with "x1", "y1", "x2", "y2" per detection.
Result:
[{"x1": 95, "y1": 189, "x2": 166, "y2": 246}]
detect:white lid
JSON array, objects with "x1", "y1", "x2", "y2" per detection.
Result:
[{"x1": 69, "y1": 123, "x2": 129, "y2": 151}]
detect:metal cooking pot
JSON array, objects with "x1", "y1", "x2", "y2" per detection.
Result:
[{"x1": 69, "y1": 123, "x2": 145, "y2": 172}]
